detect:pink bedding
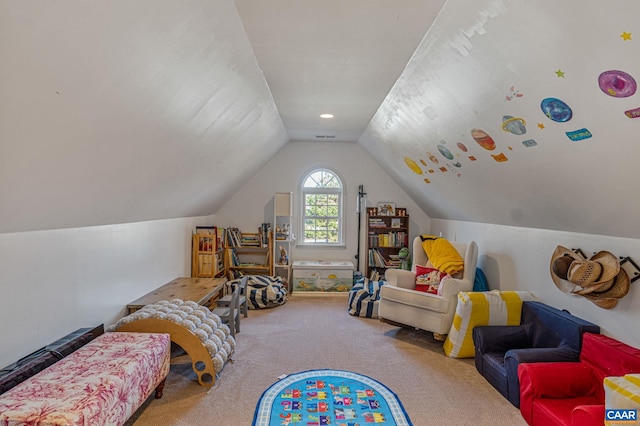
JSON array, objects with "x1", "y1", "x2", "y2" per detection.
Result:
[{"x1": 0, "y1": 332, "x2": 170, "y2": 426}]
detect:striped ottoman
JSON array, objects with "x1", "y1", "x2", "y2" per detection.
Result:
[{"x1": 348, "y1": 278, "x2": 385, "y2": 318}]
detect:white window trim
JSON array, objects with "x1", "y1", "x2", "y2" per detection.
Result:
[{"x1": 299, "y1": 168, "x2": 345, "y2": 247}]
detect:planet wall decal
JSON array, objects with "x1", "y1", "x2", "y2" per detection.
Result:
[
  {"x1": 437, "y1": 144, "x2": 454, "y2": 160},
  {"x1": 404, "y1": 157, "x2": 423, "y2": 175},
  {"x1": 471, "y1": 128, "x2": 496, "y2": 150},
  {"x1": 426, "y1": 152, "x2": 439, "y2": 164},
  {"x1": 540, "y1": 97, "x2": 573, "y2": 122},
  {"x1": 502, "y1": 115, "x2": 527, "y2": 135},
  {"x1": 598, "y1": 70, "x2": 637, "y2": 98}
]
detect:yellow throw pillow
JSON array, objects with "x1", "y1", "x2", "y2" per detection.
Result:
[
  {"x1": 443, "y1": 290, "x2": 537, "y2": 358},
  {"x1": 420, "y1": 235, "x2": 464, "y2": 275},
  {"x1": 605, "y1": 374, "x2": 640, "y2": 423}
]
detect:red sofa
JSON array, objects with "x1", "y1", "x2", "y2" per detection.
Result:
[{"x1": 518, "y1": 332, "x2": 640, "y2": 425}]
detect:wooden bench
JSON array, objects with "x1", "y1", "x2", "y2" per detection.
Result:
[{"x1": 0, "y1": 332, "x2": 170, "y2": 425}]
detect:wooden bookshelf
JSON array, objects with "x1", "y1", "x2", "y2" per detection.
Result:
[
  {"x1": 366, "y1": 212, "x2": 409, "y2": 279},
  {"x1": 226, "y1": 229, "x2": 273, "y2": 279},
  {"x1": 192, "y1": 232, "x2": 226, "y2": 278}
]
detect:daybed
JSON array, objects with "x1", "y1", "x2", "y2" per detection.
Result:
[{"x1": 0, "y1": 331, "x2": 170, "y2": 426}]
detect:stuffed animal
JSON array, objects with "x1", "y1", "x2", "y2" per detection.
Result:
[
  {"x1": 398, "y1": 247, "x2": 411, "y2": 271},
  {"x1": 279, "y1": 246, "x2": 289, "y2": 265}
]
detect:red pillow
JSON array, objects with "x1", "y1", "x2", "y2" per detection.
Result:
[{"x1": 415, "y1": 265, "x2": 449, "y2": 294}]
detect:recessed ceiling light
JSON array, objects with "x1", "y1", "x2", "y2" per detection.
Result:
[{"x1": 320, "y1": 113, "x2": 334, "y2": 119}]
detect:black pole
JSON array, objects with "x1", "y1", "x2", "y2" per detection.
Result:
[{"x1": 356, "y1": 185, "x2": 366, "y2": 272}]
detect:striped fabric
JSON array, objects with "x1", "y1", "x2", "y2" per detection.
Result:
[
  {"x1": 348, "y1": 278, "x2": 384, "y2": 318},
  {"x1": 443, "y1": 290, "x2": 536, "y2": 358},
  {"x1": 605, "y1": 374, "x2": 640, "y2": 424},
  {"x1": 228, "y1": 275, "x2": 287, "y2": 309}
]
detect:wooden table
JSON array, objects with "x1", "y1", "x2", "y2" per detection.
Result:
[{"x1": 127, "y1": 277, "x2": 227, "y2": 314}]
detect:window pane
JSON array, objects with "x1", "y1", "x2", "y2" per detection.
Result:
[
  {"x1": 303, "y1": 170, "x2": 341, "y2": 189},
  {"x1": 324, "y1": 174, "x2": 339, "y2": 188},
  {"x1": 301, "y1": 168, "x2": 343, "y2": 245},
  {"x1": 326, "y1": 205, "x2": 338, "y2": 217}
]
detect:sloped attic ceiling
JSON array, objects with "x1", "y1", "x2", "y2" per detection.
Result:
[
  {"x1": 1, "y1": 1, "x2": 288, "y2": 233},
  {"x1": 3, "y1": 1, "x2": 640, "y2": 241},
  {"x1": 360, "y1": 0, "x2": 640, "y2": 240},
  {"x1": 0, "y1": 0, "x2": 442, "y2": 234}
]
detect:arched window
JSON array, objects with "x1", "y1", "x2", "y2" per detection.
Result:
[{"x1": 300, "y1": 168, "x2": 344, "y2": 245}]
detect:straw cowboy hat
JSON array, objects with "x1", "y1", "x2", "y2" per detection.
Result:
[
  {"x1": 550, "y1": 245, "x2": 629, "y2": 309},
  {"x1": 582, "y1": 269, "x2": 630, "y2": 309}
]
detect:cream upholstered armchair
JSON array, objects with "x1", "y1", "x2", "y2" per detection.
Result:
[{"x1": 379, "y1": 236, "x2": 478, "y2": 339}]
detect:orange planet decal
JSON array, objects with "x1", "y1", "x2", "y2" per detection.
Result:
[
  {"x1": 471, "y1": 128, "x2": 496, "y2": 151},
  {"x1": 491, "y1": 153, "x2": 508, "y2": 162},
  {"x1": 404, "y1": 157, "x2": 423, "y2": 175},
  {"x1": 469, "y1": 156, "x2": 477, "y2": 161},
  {"x1": 419, "y1": 159, "x2": 427, "y2": 166},
  {"x1": 426, "y1": 151, "x2": 439, "y2": 164},
  {"x1": 439, "y1": 167, "x2": 448, "y2": 172},
  {"x1": 423, "y1": 178, "x2": 431, "y2": 184}
]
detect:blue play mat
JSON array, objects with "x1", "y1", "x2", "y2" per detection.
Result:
[{"x1": 252, "y1": 369, "x2": 413, "y2": 425}]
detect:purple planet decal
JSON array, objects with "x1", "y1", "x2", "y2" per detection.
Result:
[{"x1": 599, "y1": 70, "x2": 637, "y2": 98}]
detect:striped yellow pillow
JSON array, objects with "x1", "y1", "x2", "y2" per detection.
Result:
[
  {"x1": 443, "y1": 290, "x2": 536, "y2": 358},
  {"x1": 605, "y1": 374, "x2": 640, "y2": 425}
]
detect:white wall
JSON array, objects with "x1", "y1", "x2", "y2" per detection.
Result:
[
  {"x1": 430, "y1": 219, "x2": 640, "y2": 348},
  {"x1": 215, "y1": 141, "x2": 431, "y2": 271},
  {"x1": 0, "y1": 216, "x2": 213, "y2": 367}
]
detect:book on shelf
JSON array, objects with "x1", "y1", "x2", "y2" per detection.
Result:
[
  {"x1": 241, "y1": 233, "x2": 261, "y2": 247},
  {"x1": 217, "y1": 227, "x2": 225, "y2": 250},
  {"x1": 229, "y1": 248, "x2": 240, "y2": 267},
  {"x1": 368, "y1": 249, "x2": 402, "y2": 269},
  {"x1": 260, "y1": 223, "x2": 271, "y2": 247},
  {"x1": 368, "y1": 218, "x2": 387, "y2": 228},
  {"x1": 368, "y1": 231, "x2": 407, "y2": 248},
  {"x1": 215, "y1": 253, "x2": 225, "y2": 277},
  {"x1": 226, "y1": 228, "x2": 242, "y2": 247}
]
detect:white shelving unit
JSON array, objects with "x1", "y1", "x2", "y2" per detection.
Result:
[{"x1": 273, "y1": 192, "x2": 293, "y2": 290}]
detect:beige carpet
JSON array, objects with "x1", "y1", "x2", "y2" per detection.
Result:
[{"x1": 127, "y1": 293, "x2": 527, "y2": 426}]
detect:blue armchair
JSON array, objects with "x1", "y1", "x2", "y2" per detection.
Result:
[{"x1": 472, "y1": 301, "x2": 600, "y2": 408}]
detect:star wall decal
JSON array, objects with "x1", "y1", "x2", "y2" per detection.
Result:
[
  {"x1": 538, "y1": 123, "x2": 545, "y2": 129},
  {"x1": 621, "y1": 31, "x2": 632, "y2": 41},
  {"x1": 555, "y1": 69, "x2": 565, "y2": 78}
]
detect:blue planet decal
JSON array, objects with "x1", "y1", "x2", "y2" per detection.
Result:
[
  {"x1": 541, "y1": 97, "x2": 573, "y2": 122},
  {"x1": 437, "y1": 144, "x2": 454, "y2": 160}
]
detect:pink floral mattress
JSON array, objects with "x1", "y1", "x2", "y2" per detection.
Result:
[{"x1": 0, "y1": 332, "x2": 170, "y2": 426}]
